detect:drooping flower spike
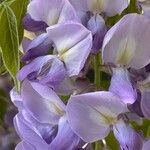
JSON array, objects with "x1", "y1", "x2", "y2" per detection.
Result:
[{"x1": 7, "y1": 0, "x2": 150, "y2": 149}]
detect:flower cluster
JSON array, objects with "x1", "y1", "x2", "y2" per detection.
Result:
[{"x1": 10, "y1": 0, "x2": 150, "y2": 150}]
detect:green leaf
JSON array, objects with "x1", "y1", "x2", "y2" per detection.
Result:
[
  {"x1": 0, "y1": 64, "x2": 7, "y2": 75},
  {"x1": 0, "y1": 2, "x2": 19, "y2": 89},
  {"x1": 0, "y1": 53, "x2": 7, "y2": 75},
  {"x1": 10, "y1": 0, "x2": 29, "y2": 43}
]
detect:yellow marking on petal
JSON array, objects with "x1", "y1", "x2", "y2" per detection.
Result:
[
  {"x1": 58, "y1": 48, "x2": 68, "y2": 61},
  {"x1": 90, "y1": 0, "x2": 106, "y2": 13},
  {"x1": 46, "y1": 100, "x2": 65, "y2": 116},
  {"x1": 24, "y1": 30, "x2": 36, "y2": 40},
  {"x1": 53, "y1": 103, "x2": 65, "y2": 115},
  {"x1": 116, "y1": 37, "x2": 136, "y2": 66},
  {"x1": 89, "y1": 105, "x2": 118, "y2": 126}
]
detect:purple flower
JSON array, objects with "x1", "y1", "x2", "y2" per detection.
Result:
[
  {"x1": 113, "y1": 120, "x2": 143, "y2": 150},
  {"x1": 66, "y1": 91, "x2": 128, "y2": 142},
  {"x1": 21, "y1": 33, "x2": 52, "y2": 61},
  {"x1": 142, "y1": 139, "x2": 150, "y2": 150},
  {"x1": 14, "y1": 112, "x2": 57, "y2": 150},
  {"x1": 22, "y1": 0, "x2": 81, "y2": 61},
  {"x1": 11, "y1": 80, "x2": 83, "y2": 150},
  {"x1": 70, "y1": 0, "x2": 129, "y2": 17},
  {"x1": 20, "y1": 22, "x2": 92, "y2": 83},
  {"x1": 109, "y1": 67, "x2": 137, "y2": 104},
  {"x1": 46, "y1": 22, "x2": 92, "y2": 76},
  {"x1": 18, "y1": 55, "x2": 67, "y2": 88},
  {"x1": 87, "y1": 14, "x2": 107, "y2": 53},
  {"x1": 16, "y1": 141, "x2": 36, "y2": 150},
  {"x1": 69, "y1": 0, "x2": 129, "y2": 52},
  {"x1": 8, "y1": 1, "x2": 150, "y2": 149},
  {"x1": 24, "y1": 0, "x2": 79, "y2": 31},
  {"x1": 102, "y1": 13, "x2": 150, "y2": 69},
  {"x1": 23, "y1": 14, "x2": 48, "y2": 32}
]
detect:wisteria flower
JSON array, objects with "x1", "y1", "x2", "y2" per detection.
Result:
[
  {"x1": 69, "y1": 0, "x2": 129, "y2": 52},
  {"x1": 66, "y1": 91, "x2": 128, "y2": 142},
  {"x1": 109, "y1": 67, "x2": 137, "y2": 104},
  {"x1": 19, "y1": 22, "x2": 92, "y2": 83},
  {"x1": 102, "y1": 13, "x2": 150, "y2": 69},
  {"x1": 23, "y1": 0, "x2": 79, "y2": 32},
  {"x1": 11, "y1": 80, "x2": 83, "y2": 150}
]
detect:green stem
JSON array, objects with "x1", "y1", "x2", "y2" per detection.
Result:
[
  {"x1": 95, "y1": 141, "x2": 102, "y2": 150},
  {"x1": 94, "y1": 53, "x2": 101, "y2": 90},
  {"x1": 127, "y1": 0, "x2": 140, "y2": 14},
  {"x1": 94, "y1": 53, "x2": 103, "y2": 150}
]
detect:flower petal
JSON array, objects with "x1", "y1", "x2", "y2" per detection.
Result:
[
  {"x1": 23, "y1": 14, "x2": 48, "y2": 32},
  {"x1": 87, "y1": 14, "x2": 107, "y2": 52},
  {"x1": 10, "y1": 88, "x2": 23, "y2": 109},
  {"x1": 18, "y1": 55, "x2": 66, "y2": 87},
  {"x1": 15, "y1": 141, "x2": 36, "y2": 150},
  {"x1": 109, "y1": 68, "x2": 137, "y2": 104},
  {"x1": 49, "y1": 116, "x2": 80, "y2": 150},
  {"x1": 67, "y1": 91, "x2": 127, "y2": 142},
  {"x1": 28, "y1": 0, "x2": 78, "y2": 26},
  {"x1": 46, "y1": 22, "x2": 92, "y2": 76},
  {"x1": 113, "y1": 120, "x2": 143, "y2": 150},
  {"x1": 14, "y1": 113, "x2": 49, "y2": 150},
  {"x1": 103, "y1": 0, "x2": 129, "y2": 16},
  {"x1": 21, "y1": 33, "x2": 52, "y2": 61},
  {"x1": 102, "y1": 14, "x2": 150, "y2": 69},
  {"x1": 143, "y1": 139, "x2": 150, "y2": 150},
  {"x1": 70, "y1": 0, "x2": 129, "y2": 16},
  {"x1": 21, "y1": 80, "x2": 65, "y2": 124}
]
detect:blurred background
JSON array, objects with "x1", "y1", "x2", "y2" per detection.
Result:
[{"x1": 0, "y1": 74, "x2": 19, "y2": 150}]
